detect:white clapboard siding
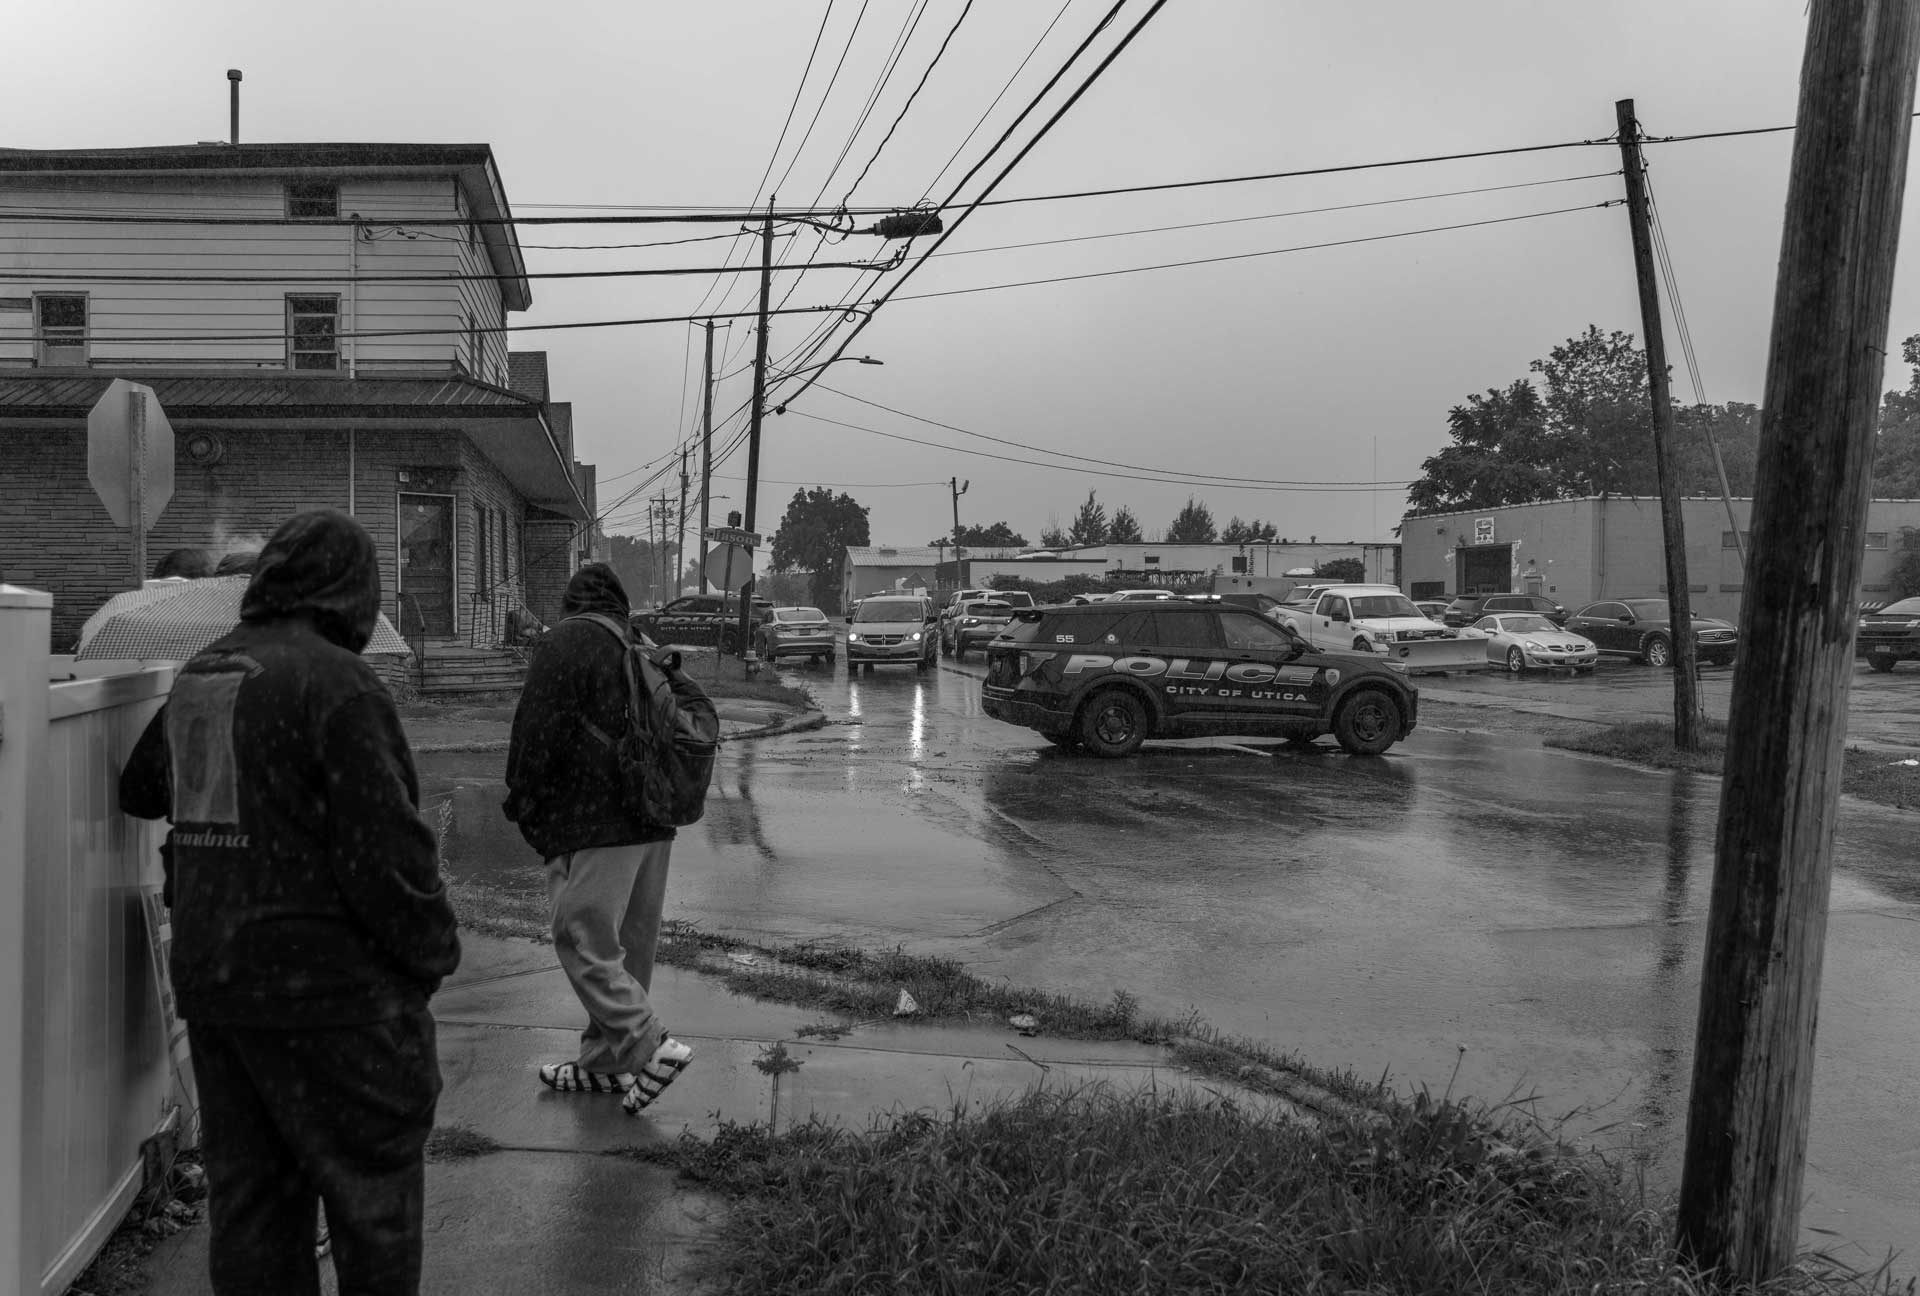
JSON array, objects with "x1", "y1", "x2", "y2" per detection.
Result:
[{"x1": 0, "y1": 175, "x2": 512, "y2": 373}]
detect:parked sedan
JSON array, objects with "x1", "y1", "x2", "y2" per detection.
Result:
[
  {"x1": 756, "y1": 606, "x2": 836, "y2": 665},
  {"x1": 1564, "y1": 598, "x2": 1739, "y2": 667},
  {"x1": 1472, "y1": 613, "x2": 1598, "y2": 673}
]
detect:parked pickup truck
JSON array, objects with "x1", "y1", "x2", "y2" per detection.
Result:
[
  {"x1": 1859, "y1": 595, "x2": 1920, "y2": 672},
  {"x1": 1274, "y1": 584, "x2": 1487, "y2": 674}
]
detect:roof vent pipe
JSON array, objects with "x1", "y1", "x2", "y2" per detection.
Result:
[{"x1": 227, "y1": 69, "x2": 242, "y2": 144}]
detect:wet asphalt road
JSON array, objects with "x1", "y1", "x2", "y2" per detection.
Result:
[{"x1": 431, "y1": 650, "x2": 1920, "y2": 1266}]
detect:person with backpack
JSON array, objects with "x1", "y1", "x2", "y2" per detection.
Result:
[{"x1": 504, "y1": 562, "x2": 713, "y2": 1115}]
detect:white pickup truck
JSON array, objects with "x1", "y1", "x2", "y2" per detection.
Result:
[{"x1": 1275, "y1": 584, "x2": 1486, "y2": 674}]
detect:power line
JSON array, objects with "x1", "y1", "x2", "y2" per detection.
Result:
[
  {"x1": 782, "y1": 408, "x2": 1407, "y2": 492},
  {"x1": 918, "y1": 0, "x2": 1076, "y2": 204},
  {"x1": 888, "y1": 201, "x2": 1618, "y2": 302},
  {"x1": 1645, "y1": 172, "x2": 1707, "y2": 405},
  {"x1": 842, "y1": 0, "x2": 975, "y2": 201},
  {"x1": 807, "y1": 382, "x2": 1409, "y2": 486},
  {"x1": 0, "y1": 254, "x2": 895, "y2": 285}
]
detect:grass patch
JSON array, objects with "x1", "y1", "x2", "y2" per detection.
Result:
[
  {"x1": 1547, "y1": 720, "x2": 1920, "y2": 810},
  {"x1": 426, "y1": 1123, "x2": 503, "y2": 1161},
  {"x1": 446, "y1": 874, "x2": 550, "y2": 943},
  {"x1": 641, "y1": 1089, "x2": 1910, "y2": 1296},
  {"x1": 674, "y1": 647, "x2": 814, "y2": 711}
]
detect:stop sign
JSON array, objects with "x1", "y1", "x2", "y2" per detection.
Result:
[
  {"x1": 703, "y1": 542, "x2": 751, "y2": 591},
  {"x1": 87, "y1": 379, "x2": 174, "y2": 528}
]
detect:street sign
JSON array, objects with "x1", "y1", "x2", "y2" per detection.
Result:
[
  {"x1": 704, "y1": 526, "x2": 761, "y2": 548},
  {"x1": 704, "y1": 542, "x2": 751, "y2": 591},
  {"x1": 88, "y1": 379, "x2": 174, "y2": 529}
]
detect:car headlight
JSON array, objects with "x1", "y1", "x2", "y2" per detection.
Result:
[
  {"x1": 1524, "y1": 640, "x2": 1545, "y2": 650},
  {"x1": 964, "y1": 617, "x2": 978, "y2": 625},
  {"x1": 848, "y1": 632, "x2": 862, "y2": 642},
  {"x1": 910, "y1": 631, "x2": 922, "y2": 641}
]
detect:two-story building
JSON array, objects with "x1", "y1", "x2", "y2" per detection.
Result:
[{"x1": 0, "y1": 142, "x2": 594, "y2": 649}]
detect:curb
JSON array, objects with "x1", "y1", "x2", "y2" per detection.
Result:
[{"x1": 724, "y1": 709, "x2": 828, "y2": 742}]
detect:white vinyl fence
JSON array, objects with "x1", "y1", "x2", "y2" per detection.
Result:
[{"x1": 1, "y1": 586, "x2": 179, "y2": 1296}]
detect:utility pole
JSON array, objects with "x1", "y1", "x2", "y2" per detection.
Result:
[
  {"x1": 950, "y1": 477, "x2": 969, "y2": 584},
  {"x1": 698, "y1": 318, "x2": 717, "y2": 594},
  {"x1": 675, "y1": 445, "x2": 690, "y2": 597},
  {"x1": 1676, "y1": 2, "x2": 1920, "y2": 1282},
  {"x1": 1616, "y1": 99, "x2": 1701, "y2": 752},
  {"x1": 736, "y1": 199, "x2": 776, "y2": 660}
]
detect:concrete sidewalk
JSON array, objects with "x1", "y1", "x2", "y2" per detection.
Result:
[{"x1": 142, "y1": 931, "x2": 1256, "y2": 1293}]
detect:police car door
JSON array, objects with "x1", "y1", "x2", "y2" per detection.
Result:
[
  {"x1": 1218, "y1": 608, "x2": 1325, "y2": 723},
  {"x1": 1139, "y1": 608, "x2": 1228, "y2": 722}
]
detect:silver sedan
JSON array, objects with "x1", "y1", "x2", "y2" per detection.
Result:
[{"x1": 1473, "y1": 613, "x2": 1599, "y2": 673}]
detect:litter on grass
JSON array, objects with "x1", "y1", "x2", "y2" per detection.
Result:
[{"x1": 893, "y1": 989, "x2": 919, "y2": 1017}]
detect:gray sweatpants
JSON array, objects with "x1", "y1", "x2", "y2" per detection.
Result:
[{"x1": 545, "y1": 841, "x2": 673, "y2": 1076}]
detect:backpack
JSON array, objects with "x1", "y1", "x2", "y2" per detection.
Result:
[{"x1": 568, "y1": 613, "x2": 720, "y2": 827}]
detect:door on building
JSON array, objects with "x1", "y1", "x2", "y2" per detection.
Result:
[
  {"x1": 398, "y1": 493, "x2": 456, "y2": 636},
  {"x1": 1458, "y1": 544, "x2": 1512, "y2": 595},
  {"x1": 1523, "y1": 569, "x2": 1546, "y2": 597}
]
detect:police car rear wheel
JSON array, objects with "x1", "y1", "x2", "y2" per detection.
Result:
[
  {"x1": 1333, "y1": 689, "x2": 1401, "y2": 756},
  {"x1": 1079, "y1": 689, "x2": 1149, "y2": 758}
]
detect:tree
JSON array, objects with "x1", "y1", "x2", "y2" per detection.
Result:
[
  {"x1": 1108, "y1": 506, "x2": 1143, "y2": 543},
  {"x1": 1313, "y1": 557, "x2": 1366, "y2": 583},
  {"x1": 608, "y1": 533, "x2": 678, "y2": 608},
  {"x1": 1532, "y1": 325, "x2": 1658, "y2": 497},
  {"x1": 1405, "y1": 379, "x2": 1559, "y2": 515},
  {"x1": 1038, "y1": 516, "x2": 1070, "y2": 549},
  {"x1": 1164, "y1": 497, "x2": 1217, "y2": 543},
  {"x1": 770, "y1": 487, "x2": 870, "y2": 610},
  {"x1": 1068, "y1": 491, "x2": 1109, "y2": 546},
  {"x1": 1873, "y1": 333, "x2": 1920, "y2": 497},
  {"x1": 929, "y1": 521, "x2": 1028, "y2": 548},
  {"x1": 1221, "y1": 516, "x2": 1279, "y2": 543}
]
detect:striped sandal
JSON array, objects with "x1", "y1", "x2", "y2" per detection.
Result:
[
  {"x1": 538, "y1": 1061, "x2": 635, "y2": 1094},
  {"x1": 623, "y1": 1037, "x2": 693, "y2": 1115}
]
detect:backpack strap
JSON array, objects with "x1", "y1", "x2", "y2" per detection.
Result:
[{"x1": 564, "y1": 612, "x2": 644, "y2": 746}]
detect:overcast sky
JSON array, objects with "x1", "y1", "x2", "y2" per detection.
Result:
[{"x1": 10, "y1": 1, "x2": 1914, "y2": 555}]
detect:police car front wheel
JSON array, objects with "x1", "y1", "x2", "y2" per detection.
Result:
[
  {"x1": 1079, "y1": 688, "x2": 1151, "y2": 758},
  {"x1": 1333, "y1": 689, "x2": 1402, "y2": 756}
]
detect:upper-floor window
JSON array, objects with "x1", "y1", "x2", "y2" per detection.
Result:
[
  {"x1": 466, "y1": 312, "x2": 483, "y2": 378},
  {"x1": 35, "y1": 294, "x2": 87, "y2": 366},
  {"x1": 286, "y1": 183, "x2": 339, "y2": 218},
  {"x1": 286, "y1": 295, "x2": 340, "y2": 370},
  {"x1": 1865, "y1": 532, "x2": 1890, "y2": 550}
]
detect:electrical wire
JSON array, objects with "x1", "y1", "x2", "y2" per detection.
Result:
[
  {"x1": 782, "y1": 408, "x2": 1408, "y2": 491},
  {"x1": 0, "y1": 254, "x2": 898, "y2": 285},
  {"x1": 889, "y1": 201, "x2": 1618, "y2": 302},
  {"x1": 1645, "y1": 173, "x2": 1706, "y2": 404},
  {"x1": 918, "y1": 0, "x2": 1075, "y2": 204},
  {"x1": 808, "y1": 383, "x2": 1409, "y2": 486},
  {"x1": 841, "y1": 0, "x2": 975, "y2": 201},
  {"x1": 769, "y1": 0, "x2": 873, "y2": 200}
]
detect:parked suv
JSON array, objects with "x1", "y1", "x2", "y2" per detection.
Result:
[
  {"x1": 980, "y1": 602, "x2": 1418, "y2": 757},
  {"x1": 1857, "y1": 595, "x2": 1920, "y2": 672},
  {"x1": 630, "y1": 593, "x2": 773, "y2": 653},
  {"x1": 846, "y1": 595, "x2": 937, "y2": 671},
  {"x1": 943, "y1": 598, "x2": 1015, "y2": 660},
  {"x1": 1442, "y1": 593, "x2": 1568, "y2": 627}
]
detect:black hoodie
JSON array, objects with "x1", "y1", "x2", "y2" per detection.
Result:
[
  {"x1": 119, "y1": 509, "x2": 460, "y2": 1027},
  {"x1": 504, "y1": 563, "x2": 674, "y2": 857}
]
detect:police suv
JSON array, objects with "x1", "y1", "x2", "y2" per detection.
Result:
[{"x1": 981, "y1": 601, "x2": 1418, "y2": 757}]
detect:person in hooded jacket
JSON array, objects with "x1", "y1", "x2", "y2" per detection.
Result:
[
  {"x1": 505, "y1": 563, "x2": 694, "y2": 1116},
  {"x1": 120, "y1": 508, "x2": 459, "y2": 1296}
]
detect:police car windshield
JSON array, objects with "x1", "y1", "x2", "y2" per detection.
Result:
[
  {"x1": 854, "y1": 600, "x2": 923, "y2": 623},
  {"x1": 1350, "y1": 595, "x2": 1421, "y2": 619}
]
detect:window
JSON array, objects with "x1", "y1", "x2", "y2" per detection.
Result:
[
  {"x1": 1145, "y1": 611, "x2": 1221, "y2": 650},
  {"x1": 475, "y1": 506, "x2": 492, "y2": 595},
  {"x1": 1220, "y1": 612, "x2": 1292, "y2": 650},
  {"x1": 1230, "y1": 555, "x2": 1248, "y2": 574},
  {"x1": 1722, "y1": 530, "x2": 1752, "y2": 549},
  {"x1": 34, "y1": 294, "x2": 86, "y2": 366},
  {"x1": 1865, "y1": 532, "x2": 1889, "y2": 550},
  {"x1": 286, "y1": 295, "x2": 340, "y2": 370},
  {"x1": 1144, "y1": 554, "x2": 1160, "y2": 566},
  {"x1": 286, "y1": 183, "x2": 338, "y2": 218},
  {"x1": 467, "y1": 313, "x2": 484, "y2": 378}
]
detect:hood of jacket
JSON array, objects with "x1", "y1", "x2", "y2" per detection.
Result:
[
  {"x1": 239, "y1": 509, "x2": 382, "y2": 652},
  {"x1": 561, "y1": 562, "x2": 630, "y2": 620}
]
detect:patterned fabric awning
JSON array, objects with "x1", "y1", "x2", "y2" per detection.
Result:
[{"x1": 75, "y1": 575, "x2": 410, "y2": 661}]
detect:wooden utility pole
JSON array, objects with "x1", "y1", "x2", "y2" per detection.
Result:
[
  {"x1": 675, "y1": 445, "x2": 690, "y2": 597},
  {"x1": 1616, "y1": 99, "x2": 1701, "y2": 751},
  {"x1": 737, "y1": 201, "x2": 776, "y2": 658},
  {"x1": 698, "y1": 319, "x2": 716, "y2": 594},
  {"x1": 950, "y1": 476, "x2": 969, "y2": 584},
  {"x1": 1676, "y1": 2, "x2": 1920, "y2": 1281}
]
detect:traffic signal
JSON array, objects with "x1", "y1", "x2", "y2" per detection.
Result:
[{"x1": 872, "y1": 210, "x2": 944, "y2": 239}]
